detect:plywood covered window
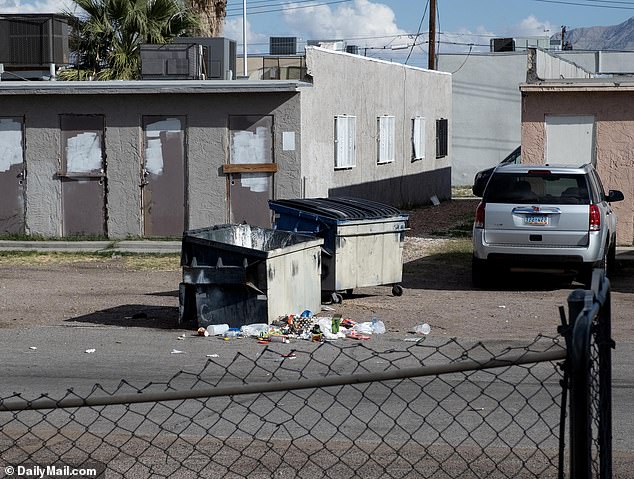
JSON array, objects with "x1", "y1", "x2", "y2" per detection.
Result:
[
  {"x1": 412, "y1": 116, "x2": 426, "y2": 161},
  {"x1": 60, "y1": 116, "x2": 104, "y2": 176},
  {"x1": 377, "y1": 115, "x2": 395, "y2": 164},
  {"x1": 0, "y1": 117, "x2": 26, "y2": 235},
  {"x1": 334, "y1": 115, "x2": 356, "y2": 169}
]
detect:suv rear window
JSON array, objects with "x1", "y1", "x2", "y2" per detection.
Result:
[{"x1": 484, "y1": 172, "x2": 591, "y2": 205}]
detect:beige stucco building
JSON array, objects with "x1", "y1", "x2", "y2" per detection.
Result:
[{"x1": 520, "y1": 51, "x2": 634, "y2": 245}]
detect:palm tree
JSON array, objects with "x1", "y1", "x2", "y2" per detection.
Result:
[
  {"x1": 60, "y1": 0, "x2": 199, "y2": 80},
  {"x1": 186, "y1": 0, "x2": 226, "y2": 37}
]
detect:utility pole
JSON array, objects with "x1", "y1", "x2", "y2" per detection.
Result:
[
  {"x1": 560, "y1": 25, "x2": 566, "y2": 51},
  {"x1": 242, "y1": 0, "x2": 248, "y2": 77},
  {"x1": 428, "y1": 0, "x2": 436, "y2": 70}
]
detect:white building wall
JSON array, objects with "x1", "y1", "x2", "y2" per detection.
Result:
[
  {"x1": 299, "y1": 47, "x2": 452, "y2": 206},
  {"x1": 438, "y1": 52, "x2": 527, "y2": 186}
]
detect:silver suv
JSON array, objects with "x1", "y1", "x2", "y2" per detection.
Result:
[{"x1": 472, "y1": 163, "x2": 624, "y2": 287}]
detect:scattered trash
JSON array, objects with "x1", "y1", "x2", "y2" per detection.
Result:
[
  {"x1": 85, "y1": 349, "x2": 96, "y2": 354},
  {"x1": 430, "y1": 195, "x2": 441, "y2": 206},
  {"x1": 414, "y1": 323, "x2": 431, "y2": 335},
  {"x1": 171, "y1": 349, "x2": 184, "y2": 354},
  {"x1": 498, "y1": 305, "x2": 506, "y2": 309},
  {"x1": 197, "y1": 327, "x2": 209, "y2": 337},
  {"x1": 241, "y1": 323, "x2": 269, "y2": 337},
  {"x1": 206, "y1": 354, "x2": 219, "y2": 358},
  {"x1": 224, "y1": 328, "x2": 241, "y2": 339},
  {"x1": 207, "y1": 324, "x2": 229, "y2": 336},
  {"x1": 321, "y1": 305, "x2": 336, "y2": 312},
  {"x1": 29, "y1": 346, "x2": 37, "y2": 350},
  {"x1": 403, "y1": 338, "x2": 422, "y2": 342},
  {"x1": 269, "y1": 335, "x2": 290, "y2": 343}
]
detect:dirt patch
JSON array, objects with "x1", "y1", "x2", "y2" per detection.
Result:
[{"x1": 0, "y1": 199, "x2": 632, "y2": 343}]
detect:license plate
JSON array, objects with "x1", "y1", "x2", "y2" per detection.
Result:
[{"x1": 525, "y1": 215, "x2": 549, "y2": 225}]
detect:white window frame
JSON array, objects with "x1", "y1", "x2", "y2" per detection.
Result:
[
  {"x1": 412, "y1": 116, "x2": 426, "y2": 161},
  {"x1": 334, "y1": 115, "x2": 356, "y2": 169},
  {"x1": 377, "y1": 115, "x2": 395, "y2": 164}
]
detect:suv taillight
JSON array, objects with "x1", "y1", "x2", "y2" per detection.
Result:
[
  {"x1": 475, "y1": 202, "x2": 485, "y2": 228},
  {"x1": 589, "y1": 204, "x2": 601, "y2": 231}
]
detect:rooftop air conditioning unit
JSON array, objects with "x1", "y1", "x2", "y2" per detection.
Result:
[{"x1": 490, "y1": 38, "x2": 515, "y2": 53}]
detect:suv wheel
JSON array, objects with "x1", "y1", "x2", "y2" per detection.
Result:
[
  {"x1": 607, "y1": 240, "x2": 616, "y2": 278},
  {"x1": 472, "y1": 256, "x2": 490, "y2": 288}
]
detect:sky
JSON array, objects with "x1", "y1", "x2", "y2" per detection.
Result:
[{"x1": 3, "y1": 0, "x2": 634, "y2": 67}]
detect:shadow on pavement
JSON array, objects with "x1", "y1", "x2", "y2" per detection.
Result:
[{"x1": 65, "y1": 305, "x2": 178, "y2": 329}]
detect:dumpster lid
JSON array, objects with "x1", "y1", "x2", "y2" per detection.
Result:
[{"x1": 269, "y1": 197, "x2": 405, "y2": 221}]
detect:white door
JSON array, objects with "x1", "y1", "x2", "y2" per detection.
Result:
[{"x1": 545, "y1": 115, "x2": 595, "y2": 166}]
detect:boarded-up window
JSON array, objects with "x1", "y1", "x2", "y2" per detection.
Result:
[
  {"x1": 60, "y1": 116, "x2": 104, "y2": 176},
  {"x1": 377, "y1": 115, "x2": 395, "y2": 164},
  {"x1": 0, "y1": 118, "x2": 23, "y2": 173},
  {"x1": 436, "y1": 118, "x2": 448, "y2": 159},
  {"x1": 335, "y1": 115, "x2": 356, "y2": 169},
  {"x1": 412, "y1": 116, "x2": 426, "y2": 161}
]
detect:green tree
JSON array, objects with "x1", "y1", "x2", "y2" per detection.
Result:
[{"x1": 60, "y1": 0, "x2": 199, "y2": 80}]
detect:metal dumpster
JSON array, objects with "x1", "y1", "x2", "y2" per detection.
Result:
[
  {"x1": 178, "y1": 224, "x2": 323, "y2": 328},
  {"x1": 269, "y1": 197, "x2": 408, "y2": 303}
]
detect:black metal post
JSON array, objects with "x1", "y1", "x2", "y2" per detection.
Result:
[{"x1": 568, "y1": 288, "x2": 593, "y2": 479}]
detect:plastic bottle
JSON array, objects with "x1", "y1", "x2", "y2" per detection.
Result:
[
  {"x1": 414, "y1": 323, "x2": 431, "y2": 335},
  {"x1": 224, "y1": 328, "x2": 241, "y2": 338},
  {"x1": 370, "y1": 314, "x2": 386, "y2": 334},
  {"x1": 240, "y1": 323, "x2": 270, "y2": 337},
  {"x1": 206, "y1": 324, "x2": 229, "y2": 336}
]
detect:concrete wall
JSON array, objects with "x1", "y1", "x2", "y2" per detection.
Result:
[
  {"x1": 521, "y1": 90, "x2": 634, "y2": 245},
  {"x1": 438, "y1": 52, "x2": 526, "y2": 186},
  {"x1": 530, "y1": 49, "x2": 592, "y2": 80},
  {"x1": 0, "y1": 88, "x2": 302, "y2": 238},
  {"x1": 300, "y1": 47, "x2": 452, "y2": 207}
]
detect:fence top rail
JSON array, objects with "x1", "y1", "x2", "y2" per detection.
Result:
[{"x1": 0, "y1": 348, "x2": 566, "y2": 412}]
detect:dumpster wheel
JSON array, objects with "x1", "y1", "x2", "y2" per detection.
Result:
[
  {"x1": 392, "y1": 284, "x2": 404, "y2": 296},
  {"x1": 331, "y1": 292, "x2": 344, "y2": 304}
]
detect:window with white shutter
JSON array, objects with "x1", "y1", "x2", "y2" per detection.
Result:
[
  {"x1": 412, "y1": 116, "x2": 426, "y2": 161},
  {"x1": 377, "y1": 115, "x2": 395, "y2": 164},
  {"x1": 334, "y1": 115, "x2": 356, "y2": 169}
]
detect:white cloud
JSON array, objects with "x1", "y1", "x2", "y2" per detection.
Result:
[
  {"x1": 282, "y1": 0, "x2": 406, "y2": 43},
  {"x1": 0, "y1": 0, "x2": 73, "y2": 13},
  {"x1": 508, "y1": 15, "x2": 554, "y2": 37},
  {"x1": 223, "y1": 17, "x2": 268, "y2": 52}
]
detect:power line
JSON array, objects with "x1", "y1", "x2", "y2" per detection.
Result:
[
  {"x1": 405, "y1": 0, "x2": 429, "y2": 64},
  {"x1": 225, "y1": 0, "x2": 353, "y2": 17},
  {"x1": 525, "y1": 0, "x2": 634, "y2": 9}
]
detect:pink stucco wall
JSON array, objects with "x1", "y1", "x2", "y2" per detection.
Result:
[{"x1": 522, "y1": 91, "x2": 634, "y2": 245}]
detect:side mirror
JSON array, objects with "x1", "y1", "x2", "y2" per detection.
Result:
[
  {"x1": 606, "y1": 190, "x2": 624, "y2": 203},
  {"x1": 472, "y1": 168, "x2": 494, "y2": 198}
]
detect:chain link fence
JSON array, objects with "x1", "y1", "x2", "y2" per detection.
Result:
[
  {"x1": 0, "y1": 335, "x2": 566, "y2": 479},
  {"x1": 565, "y1": 270, "x2": 613, "y2": 479}
]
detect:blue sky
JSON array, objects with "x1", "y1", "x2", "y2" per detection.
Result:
[{"x1": 3, "y1": 0, "x2": 634, "y2": 67}]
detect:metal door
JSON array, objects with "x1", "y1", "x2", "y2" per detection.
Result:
[
  {"x1": 0, "y1": 117, "x2": 26, "y2": 235},
  {"x1": 142, "y1": 116, "x2": 186, "y2": 237},
  {"x1": 546, "y1": 115, "x2": 595, "y2": 165},
  {"x1": 228, "y1": 115, "x2": 274, "y2": 227},
  {"x1": 60, "y1": 115, "x2": 107, "y2": 236}
]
